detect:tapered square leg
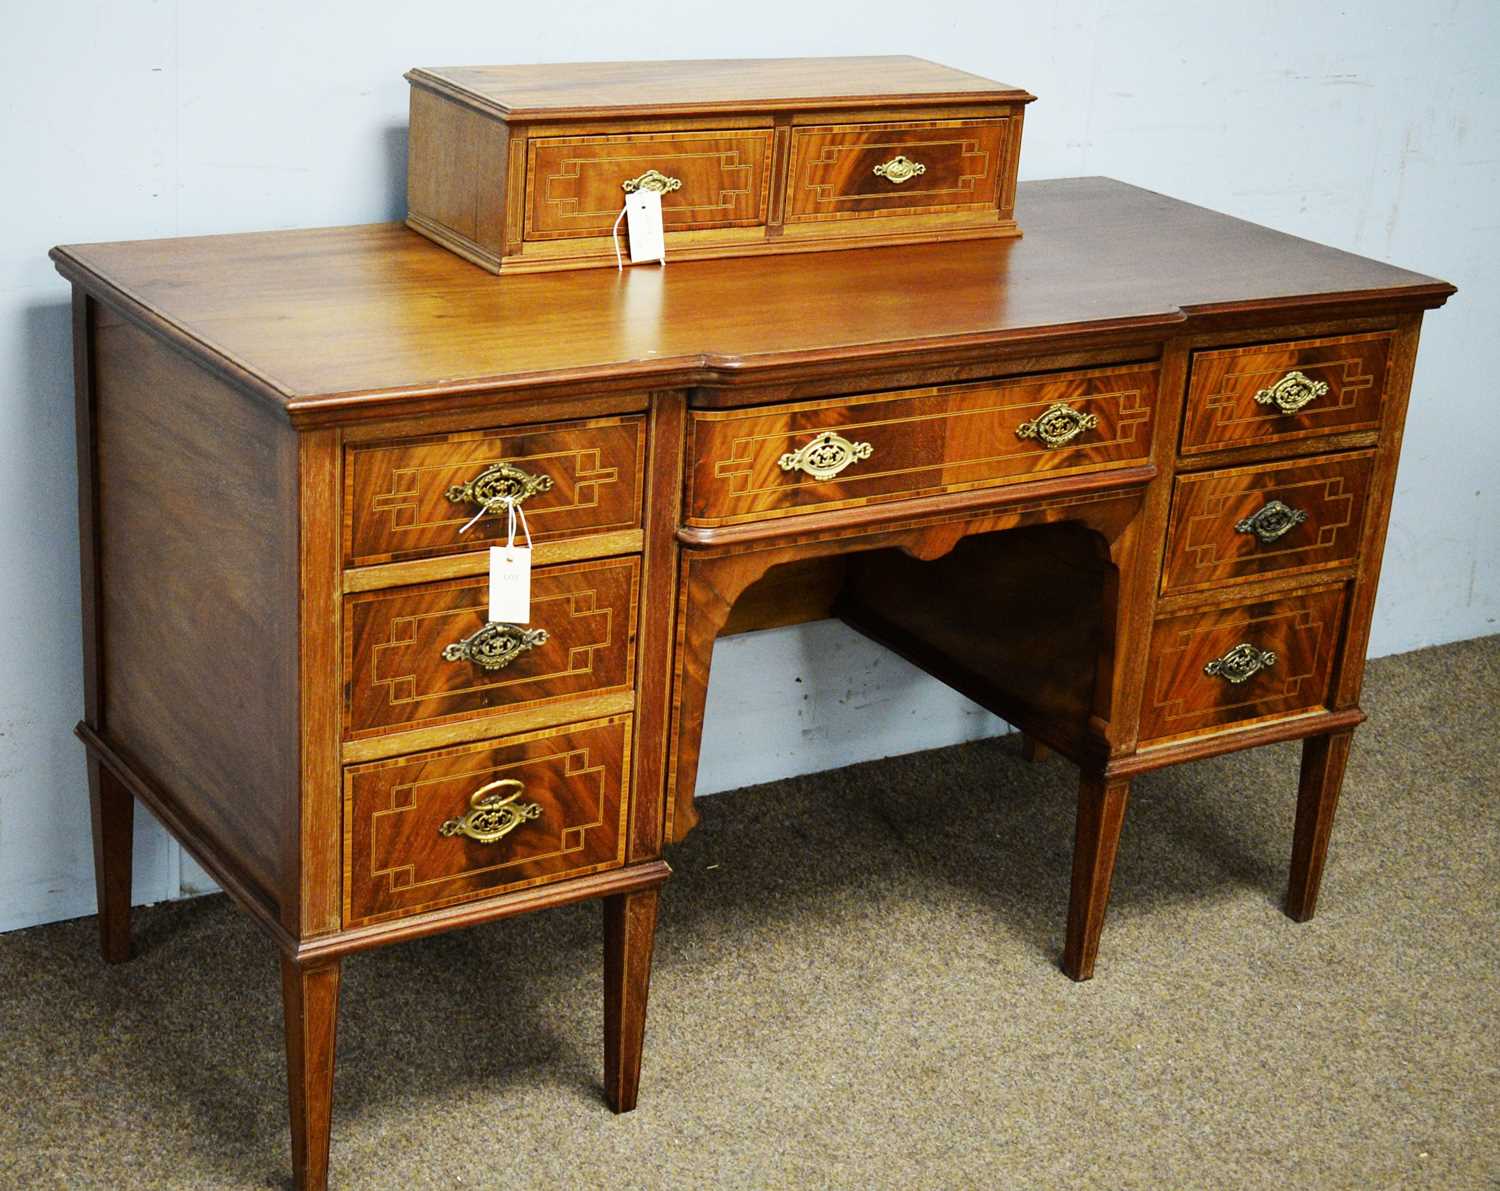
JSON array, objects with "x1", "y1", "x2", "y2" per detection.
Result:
[
  {"x1": 1062, "y1": 774, "x2": 1131, "y2": 982},
  {"x1": 603, "y1": 887, "x2": 660, "y2": 1113},
  {"x1": 1286, "y1": 730, "x2": 1353, "y2": 922},
  {"x1": 281, "y1": 956, "x2": 341, "y2": 1191},
  {"x1": 87, "y1": 756, "x2": 134, "y2": 964},
  {"x1": 1020, "y1": 735, "x2": 1051, "y2": 763}
]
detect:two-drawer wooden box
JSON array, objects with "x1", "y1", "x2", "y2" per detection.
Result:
[{"x1": 405, "y1": 56, "x2": 1033, "y2": 273}]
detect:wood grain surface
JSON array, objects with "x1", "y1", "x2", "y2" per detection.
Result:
[
  {"x1": 92, "y1": 310, "x2": 302, "y2": 925},
  {"x1": 1182, "y1": 330, "x2": 1393, "y2": 454},
  {"x1": 1160, "y1": 450, "x2": 1375, "y2": 594},
  {"x1": 87, "y1": 757, "x2": 134, "y2": 964},
  {"x1": 344, "y1": 556, "x2": 638, "y2": 738},
  {"x1": 838, "y1": 524, "x2": 1116, "y2": 757},
  {"x1": 281, "y1": 956, "x2": 341, "y2": 1191},
  {"x1": 1286, "y1": 729, "x2": 1355, "y2": 921},
  {"x1": 345, "y1": 415, "x2": 645, "y2": 566},
  {"x1": 343, "y1": 715, "x2": 631, "y2": 925},
  {"x1": 784, "y1": 118, "x2": 1011, "y2": 223},
  {"x1": 603, "y1": 886, "x2": 660, "y2": 1113},
  {"x1": 526, "y1": 130, "x2": 774, "y2": 239},
  {"x1": 686, "y1": 365, "x2": 1158, "y2": 525},
  {"x1": 408, "y1": 57, "x2": 1033, "y2": 119},
  {"x1": 50, "y1": 179, "x2": 1452, "y2": 420},
  {"x1": 1139, "y1": 584, "x2": 1348, "y2": 743}
]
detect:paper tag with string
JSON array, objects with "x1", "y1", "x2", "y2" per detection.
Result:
[
  {"x1": 613, "y1": 188, "x2": 666, "y2": 268},
  {"x1": 488, "y1": 499, "x2": 532, "y2": 624}
]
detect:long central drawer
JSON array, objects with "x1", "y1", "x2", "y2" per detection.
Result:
[{"x1": 686, "y1": 365, "x2": 1159, "y2": 526}]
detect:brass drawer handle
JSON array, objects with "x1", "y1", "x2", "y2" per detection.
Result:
[
  {"x1": 439, "y1": 779, "x2": 542, "y2": 845},
  {"x1": 443, "y1": 622, "x2": 549, "y2": 671},
  {"x1": 778, "y1": 430, "x2": 874, "y2": 481},
  {"x1": 1254, "y1": 369, "x2": 1328, "y2": 415},
  {"x1": 1236, "y1": 499, "x2": 1308, "y2": 545},
  {"x1": 621, "y1": 169, "x2": 682, "y2": 194},
  {"x1": 1016, "y1": 402, "x2": 1099, "y2": 449},
  {"x1": 873, "y1": 155, "x2": 926, "y2": 184},
  {"x1": 446, "y1": 462, "x2": 553, "y2": 517},
  {"x1": 1204, "y1": 642, "x2": 1277, "y2": 685}
]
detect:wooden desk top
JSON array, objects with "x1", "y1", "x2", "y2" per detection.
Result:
[{"x1": 52, "y1": 178, "x2": 1452, "y2": 419}]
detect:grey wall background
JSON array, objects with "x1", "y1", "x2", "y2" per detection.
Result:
[{"x1": 2, "y1": 2, "x2": 1495, "y2": 931}]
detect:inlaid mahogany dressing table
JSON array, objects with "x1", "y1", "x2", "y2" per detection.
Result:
[{"x1": 54, "y1": 67, "x2": 1452, "y2": 1189}]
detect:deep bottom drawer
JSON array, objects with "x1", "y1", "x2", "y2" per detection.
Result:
[
  {"x1": 343, "y1": 715, "x2": 631, "y2": 926},
  {"x1": 1139, "y1": 585, "x2": 1347, "y2": 745}
]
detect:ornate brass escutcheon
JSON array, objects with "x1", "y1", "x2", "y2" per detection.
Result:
[
  {"x1": 1015, "y1": 402, "x2": 1100, "y2": 449},
  {"x1": 621, "y1": 169, "x2": 682, "y2": 194},
  {"x1": 778, "y1": 430, "x2": 874, "y2": 481},
  {"x1": 1203, "y1": 642, "x2": 1278, "y2": 685},
  {"x1": 1254, "y1": 369, "x2": 1329, "y2": 415},
  {"x1": 872, "y1": 155, "x2": 927, "y2": 184},
  {"x1": 439, "y1": 779, "x2": 542, "y2": 845},
  {"x1": 442, "y1": 622, "x2": 549, "y2": 671},
  {"x1": 445, "y1": 462, "x2": 554, "y2": 517},
  {"x1": 1235, "y1": 499, "x2": 1309, "y2": 545}
]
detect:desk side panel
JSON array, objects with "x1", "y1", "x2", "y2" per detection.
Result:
[{"x1": 92, "y1": 308, "x2": 300, "y2": 924}]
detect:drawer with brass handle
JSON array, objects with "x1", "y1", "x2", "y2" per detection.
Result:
[
  {"x1": 783, "y1": 118, "x2": 1018, "y2": 228},
  {"x1": 1160, "y1": 450, "x2": 1376, "y2": 594},
  {"x1": 1139, "y1": 584, "x2": 1347, "y2": 745},
  {"x1": 343, "y1": 556, "x2": 639, "y2": 739},
  {"x1": 1181, "y1": 330, "x2": 1393, "y2": 455},
  {"x1": 342, "y1": 714, "x2": 631, "y2": 926},
  {"x1": 524, "y1": 129, "x2": 775, "y2": 240},
  {"x1": 685, "y1": 365, "x2": 1158, "y2": 527},
  {"x1": 345, "y1": 415, "x2": 645, "y2": 567}
]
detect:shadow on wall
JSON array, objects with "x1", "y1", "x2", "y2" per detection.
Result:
[
  {"x1": 16, "y1": 298, "x2": 83, "y2": 692},
  {"x1": 381, "y1": 125, "x2": 408, "y2": 221},
  {"x1": 0, "y1": 297, "x2": 95, "y2": 930}
]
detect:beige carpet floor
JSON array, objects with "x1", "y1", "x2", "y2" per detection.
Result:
[{"x1": 2, "y1": 636, "x2": 1496, "y2": 1190}]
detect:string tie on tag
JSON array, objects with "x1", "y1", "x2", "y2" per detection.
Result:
[
  {"x1": 459, "y1": 494, "x2": 535, "y2": 544},
  {"x1": 504, "y1": 497, "x2": 532, "y2": 561},
  {"x1": 459, "y1": 503, "x2": 488, "y2": 535}
]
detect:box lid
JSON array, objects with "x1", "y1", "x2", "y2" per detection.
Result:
[{"x1": 405, "y1": 56, "x2": 1035, "y2": 121}]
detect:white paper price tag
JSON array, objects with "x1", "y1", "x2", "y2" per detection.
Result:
[
  {"x1": 489, "y1": 545, "x2": 532, "y2": 624},
  {"x1": 625, "y1": 188, "x2": 666, "y2": 264}
]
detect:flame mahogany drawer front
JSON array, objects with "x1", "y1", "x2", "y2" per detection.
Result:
[
  {"x1": 1161, "y1": 450, "x2": 1376, "y2": 595},
  {"x1": 525, "y1": 130, "x2": 775, "y2": 240},
  {"x1": 344, "y1": 557, "x2": 639, "y2": 739},
  {"x1": 1181, "y1": 331, "x2": 1393, "y2": 455},
  {"x1": 343, "y1": 715, "x2": 631, "y2": 926},
  {"x1": 784, "y1": 118, "x2": 1016, "y2": 226},
  {"x1": 686, "y1": 365, "x2": 1158, "y2": 526},
  {"x1": 1139, "y1": 584, "x2": 1348, "y2": 745},
  {"x1": 345, "y1": 415, "x2": 646, "y2": 568}
]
